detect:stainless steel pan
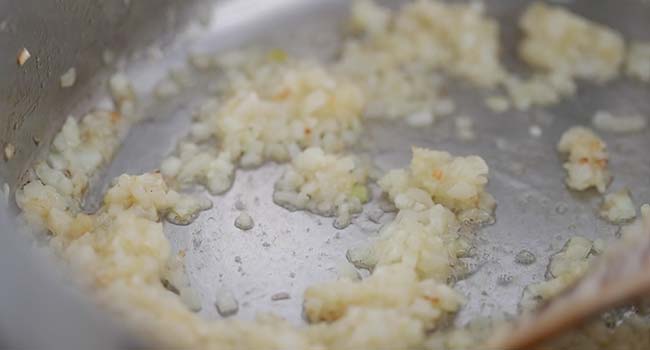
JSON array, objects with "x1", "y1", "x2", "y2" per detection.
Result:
[{"x1": 1, "y1": 0, "x2": 649, "y2": 348}]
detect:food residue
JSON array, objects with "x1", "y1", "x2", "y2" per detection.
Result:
[
  {"x1": 60, "y1": 68, "x2": 77, "y2": 88},
  {"x1": 17, "y1": 48, "x2": 31, "y2": 66},
  {"x1": 3, "y1": 143, "x2": 15, "y2": 161},
  {"x1": 234, "y1": 211, "x2": 254, "y2": 231}
]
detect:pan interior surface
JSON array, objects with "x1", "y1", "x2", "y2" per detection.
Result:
[
  {"x1": 93, "y1": 0, "x2": 650, "y2": 325},
  {"x1": 7, "y1": 0, "x2": 650, "y2": 347}
]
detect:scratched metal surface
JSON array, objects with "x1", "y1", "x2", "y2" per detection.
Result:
[{"x1": 3, "y1": 0, "x2": 650, "y2": 346}]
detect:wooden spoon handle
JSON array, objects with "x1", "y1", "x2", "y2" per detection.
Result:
[{"x1": 489, "y1": 207, "x2": 650, "y2": 350}]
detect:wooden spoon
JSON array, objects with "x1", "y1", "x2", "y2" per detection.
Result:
[{"x1": 488, "y1": 205, "x2": 650, "y2": 350}]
